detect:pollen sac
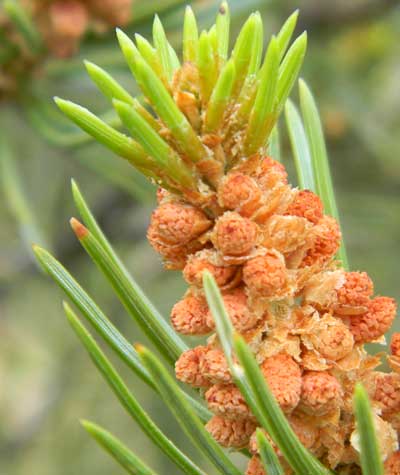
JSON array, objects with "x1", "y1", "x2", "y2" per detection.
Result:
[
  {"x1": 39, "y1": 0, "x2": 133, "y2": 59},
  {"x1": 249, "y1": 415, "x2": 319, "y2": 454},
  {"x1": 183, "y1": 250, "x2": 237, "y2": 288},
  {"x1": 384, "y1": 451, "x2": 400, "y2": 475},
  {"x1": 300, "y1": 371, "x2": 343, "y2": 416},
  {"x1": 205, "y1": 383, "x2": 251, "y2": 419},
  {"x1": 206, "y1": 288, "x2": 259, "y2": 332},
  {"x1": 200, "y1": 347, "x2": 231, "y2": 384},
  {"x1": 217, "y1": 172, "x2": 262, "y2": 217},
  {"x1": 243, "y1": 252, "x2": 287, "y2": 298},
  {"x1": 308, "y1": 316, "x2": 354, "y2": 361},
  {"x1": 285, "y1": 190, "x2": 324, "y2": 224},
  {"x1": 301, "y1": 215, "x2": 341, "y2": 267},
  {"x1": 145, "y1": 239, "x2": 191, "y2": 269},
  {"x1": 262, "y1": 215, "x2": 313, "y2": 256},
  {"x1": 47, "y1": 0, "x2": 89, "y2": 57},
  {"x1": 88, "y1": 0, "x2": 133, "y2": 26},
  {"x1": 246, "y1": 456, "x2": 266, "y2": 475},
  {"x1": 213, "y1": 212, "x2": 258, "y2": 260},
  {"x1": 286, "y1": 414, "x2": 320, "y2": 451},
  {"x1": 175, "y1": 346, "x2": 210, "y2": 388},
  {"x1": 374, "y1": 372, "x2": 400, "y2": 415},
  {"x1": 391, "y1": 334, "x2": 400, "y2": 357},
  {"x1": 50, "y1": 1, "x2": 88, "y2": 38},
  {"x1": 148, "y1": 201, "x2": 211, "y2": 247},
  {"x1": 206, "y1": 415, "x2": 256, "y2": 448},
  {"x1": 147, "y1": 201, "x2": 212, "y2": 268},
  {"x1": 170, "y1": 294, "x2": 211, "y2": 335},
  {"x1": 349, "y1": 296, "x2": 397, "y2": 343},
  {"x1": 261, "y1": 354, "x2": 302, "y2": 413},
  {"x1": 304, "y1": 270, "x2": 373, "y2": 316},
  {"x1": 254, "y1": 156, "x2": 288, "y2": 190},
  {"x1": 336, "y1": 272, "x2": 374, "y2": 314}
]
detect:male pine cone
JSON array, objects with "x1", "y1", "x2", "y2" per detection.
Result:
[
  {"x1": 153, "y1": 150, "x2": 399, "y2": 474},
  {"x1": 142, "y1": 10, "x2": 399, "y2": 475}
]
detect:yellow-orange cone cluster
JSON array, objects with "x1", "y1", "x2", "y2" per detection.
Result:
[
  {"x1": 52, "y1": 2, "x2": 399, "y2": 472},
  {"x1": 0, "y1": 0, "x2": 132, "y2": 98},
  {"x1": 30, "y1": 0, "x2": 133, "y2": 57},
  {"x1": 147, "y1": 156, "x2": 399, "y2": 474}
]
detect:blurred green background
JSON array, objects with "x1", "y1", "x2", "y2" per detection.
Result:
[{"x1": 1, "y1": 0, "x2": 399, "y2": 474}]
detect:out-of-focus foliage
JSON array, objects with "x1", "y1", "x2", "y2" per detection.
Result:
[{"x1": 1, "y1": 1, "x2": 399, "y2": 474}]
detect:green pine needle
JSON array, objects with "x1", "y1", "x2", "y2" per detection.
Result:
[
  {"x1": 269, "y1": 126, "x2": 281, "y2": 162},
  {"x1": 231, "y1": 13, "x2": 260, "y2": 95},
  {"x1": 54, "y1": 97, "x2": 150, "y2": 169},
  {"x1": 256, "y1": 429, "x2": 284, "y2": 475},
  {"x1": 113, "y1": 99, "x2": 197, "y2": 190},
  {"x1": 202, "y1": 272, "x2": 331, "y2": 475},
  {"x1": 244, "y1": 36, "x2": 279, "y2": 154},
  {"x1": 4, "y1": 0, "x2": 42, "y2": 54},
  {"x1": 71, "y1": 178, "x2": 124, "y2": 261},
  {"x1": 168, "y1": 42, "x2": 181, "y2": 71},
  {"x1": 215, "y1": 1, "x2": 230, "y2": 68},
  {"x1": 354, "y1": 384, "x2": 384, "y2": 475},
  {"x1": 202, "y1": 270, "x2": 263, "y2": 421},
  {"x1": 85, "y1": 63, "x2": 158, "y2": 131},
  {"x1": 33, "y1": 245, "x2": 153, "y2": 387},
  {"x1": 285, "y1": 98, "x2": 316, "y2": 191},
  {"x1": 69, "y1": 217, "x2": 188, "y2": 365},
  {"x1": 119, "y1": 41, "x2": 206, "y2": 163},
  {"x1": 205, "y1": 59, "x2": 236, "y2": 133},
  {"x1": 85, "y1": 61, "x2": 135, "y2": 105},
  {"x1": 116, "y1": 28, "x2": 141, "y2": 77},
  {"x1": 131, "y1": 98, "x2": 162, "y2": 132},
  {"x1": 138, "y1": 345, "x2": 242, "y2": 475},
  {"x1": 198, "y1": 30, "x2": 218, "y2": 104},
  {"x1": 202, "y1": 271, "x2": 234, "y2": 365},
  {"x1": 134, "y1": 33, "x2": 167, "y2": 82},
  {"x1": 247, "y1": 11, "x2": 263, "y2": 76},
  {"x1": 1, "y1": 139, "x2": 47, "y2": 251},
  {"x1": 208, "y1": 24, "x2": 217, "y2": 56},
  {"x1": 183, "y1": 6, "x2": 199, "y2": 64},
  {"x1": 153, "y1": 15, "x2": 175, "y2": 82},
  {"x1": 70, "y1": 180, "x2": 210, "y2": 421},
  {"x1": 299, "y1": 79, "x2": 338, "y2": 216},
  {"x1": 64, "y1": 303, "x2": 206, "y2": 475},
  {"x1": 299, "y1": 79, "x2": 349, "y2": 268},
  {"x1": 82, "y1": 420, "x2": 158, "y2": 475},
  {"x1": 276, "y1": 32, "x2": 307, "y2": 114},
  {"x1": 276, "y1": 10, "x2": 299, "y2": 60},
  {"x1": 233, "y1": 336, "x2": 331, "y2": 475},
  {"x1": 51, "y1": 254, "x2": 203, "y2": 416}
]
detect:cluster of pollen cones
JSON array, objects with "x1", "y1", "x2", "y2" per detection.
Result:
[
  {"x1": 30, "y1": 0, "x2": 133, "y2": 57},
  {"x1": 148, "y1": 156, "x2": 399, "y2": 474},
  {"x1": 0, "y1": 0, "x2": 132, "y2": 97},
  {"x1": 54, "y1": 2, "x2": 400, "y2": 473}
]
